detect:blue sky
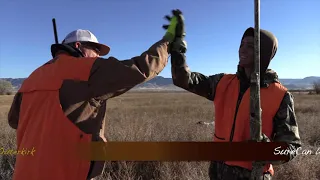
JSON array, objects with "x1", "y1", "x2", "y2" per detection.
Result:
[{"x1": 0, "y1": 1, "x2": 319, "y2": 79}]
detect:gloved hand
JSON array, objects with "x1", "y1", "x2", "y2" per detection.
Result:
[{"x1": 162, "y1": 9, "x2": 187, "y2": 53}]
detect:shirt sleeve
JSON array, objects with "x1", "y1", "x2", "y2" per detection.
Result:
[
  {"x1": 8, "y1": 92, "x2": 23, "y2": 129},
  {"x1": 86, "y1": 38, "x2": 170, "y2": 99},
  {"x1": 171, "y1": 51, "x2": 224, "y2": 101},
  {"x1": 271, "y1": 91, "x2": 302, "y2": 164}
]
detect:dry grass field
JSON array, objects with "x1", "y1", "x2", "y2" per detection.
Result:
[{"x1": 0, "y1": 92, "x2": 319, "y2": 180}]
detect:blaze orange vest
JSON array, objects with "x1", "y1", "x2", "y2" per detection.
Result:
[
  {"x1": 213, "y1": 74, "x2": 287, "y2": 176},
  {"x1": 13, "y1": 54, "x2": 96, "y2": 180}
]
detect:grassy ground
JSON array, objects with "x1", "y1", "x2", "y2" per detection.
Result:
[{"x1": 0, "y1": 92, "x2": 319, "y2": 180}]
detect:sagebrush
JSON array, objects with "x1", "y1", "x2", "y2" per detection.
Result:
[{"x1": 0, "y1": 80, "x2": 14, "y2": 95}]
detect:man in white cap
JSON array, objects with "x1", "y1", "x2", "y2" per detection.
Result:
[
  {"x1": 8, "y1": 10, "x2": 186, "y2": 180},
  {"x1": 52, "y1": 28, "x2": 111, "y2": 58}
]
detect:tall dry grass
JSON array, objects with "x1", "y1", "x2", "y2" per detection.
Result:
[{"x1": 0, "y1": 92, "x2": 319, "y2": 180}]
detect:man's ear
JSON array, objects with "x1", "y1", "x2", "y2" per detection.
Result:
[{"x1": 74, "y1": 42, "x2": 81, "y2": 48}]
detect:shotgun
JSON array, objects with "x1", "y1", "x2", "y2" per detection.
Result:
[
  {"x1": 52, "y1": 18, "x2": 59, "y2": 44},
  {"x1": 250, "y1": 0, "x2": 264, "y2": 179}
]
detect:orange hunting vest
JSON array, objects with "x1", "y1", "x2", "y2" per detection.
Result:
[
  {"x1": 213, "y1": 74, "x2": 287, "y2": 176},
  {"x1": 13, "y1": 54, "x2": 96, "y2": 180}
]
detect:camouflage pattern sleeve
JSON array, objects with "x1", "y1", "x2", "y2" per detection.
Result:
[
  {"x1": 271, "y1": 91, "x2": 302, "y2": 164},
  {"x1": 170, "y1": 51, "x2": 224, "y2": 101}
]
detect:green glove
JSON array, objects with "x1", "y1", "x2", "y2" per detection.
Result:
[
  {"x1": 162, "y1": 9, "x2": 187, "y2": 53},
  {"x1": 162, "y1": 9, "x2": 186, "y2": 42}
]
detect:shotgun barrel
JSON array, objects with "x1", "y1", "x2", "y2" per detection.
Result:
[{"x1": 52, "y1": 18, "x2": 59, "y2": 44}]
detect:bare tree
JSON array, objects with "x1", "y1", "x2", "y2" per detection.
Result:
[{"x1": 313, "y1": 80, "x2": 320, "y2": 94}]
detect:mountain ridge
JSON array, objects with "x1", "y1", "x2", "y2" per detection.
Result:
[{"x1": 1, "y1": 76, "x2": 319, "y2": 91}]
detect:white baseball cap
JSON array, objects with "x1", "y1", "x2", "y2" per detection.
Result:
[{"x1": 62, "y1": 29, "x2": 110, "y2": 56}]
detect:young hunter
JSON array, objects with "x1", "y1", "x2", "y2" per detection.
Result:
[{"x1": 170, "y1": 27, "x2": 302, "y2": 180}]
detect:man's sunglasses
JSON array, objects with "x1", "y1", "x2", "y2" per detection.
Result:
[{"x1": 80, "y1": 42, "x2": 100, "y2": 55}]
